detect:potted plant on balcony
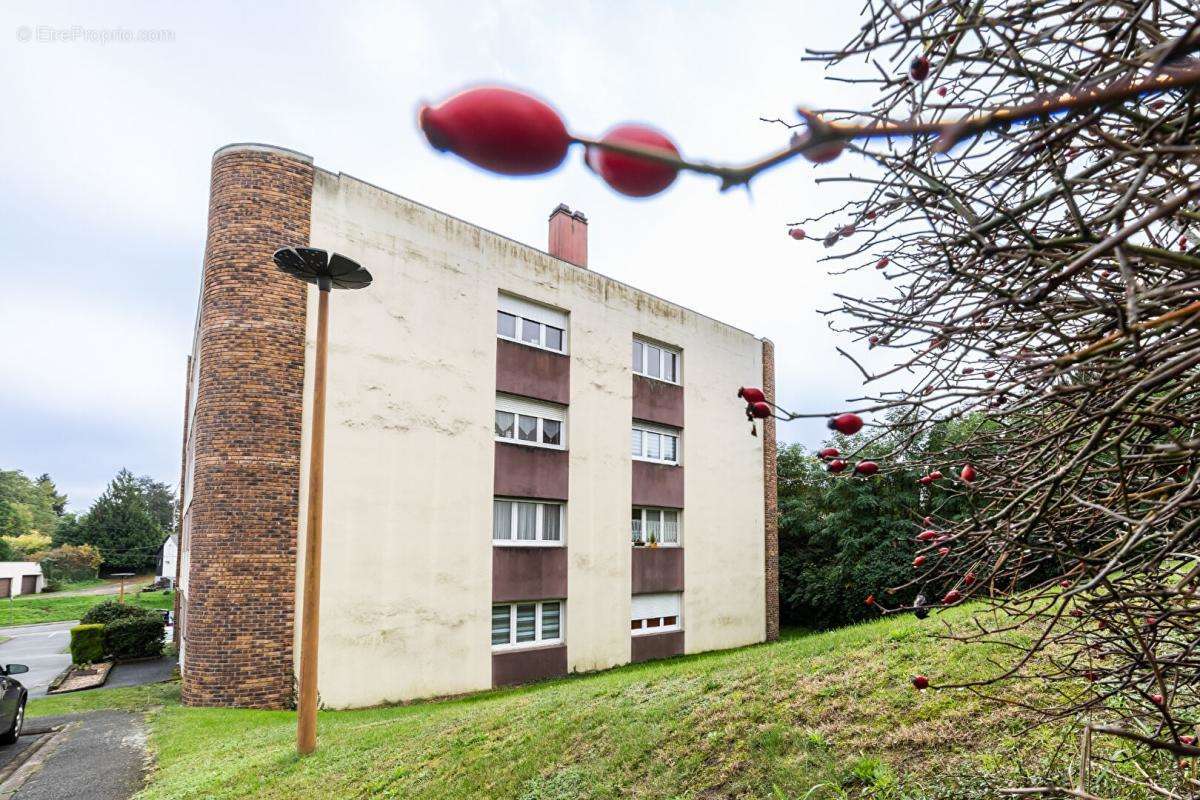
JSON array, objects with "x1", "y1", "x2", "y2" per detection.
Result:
[{"x1": 648, "y1": 531, "x2": 659, "y2": 549}]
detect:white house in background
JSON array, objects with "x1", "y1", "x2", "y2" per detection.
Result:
[
  {"x1": 156, "y1": 534, "x2": 178, "y2": 586},
  {"x1": 0, "y1": 564, "x2": 44, "y2": 597}
]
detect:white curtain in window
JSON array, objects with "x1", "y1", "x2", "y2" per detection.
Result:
[
  {"x1": 646, "y1": 433, "x2": 661, "y2": 459},
  {"x1": 542, "y1": 505, "x2": 561, "y2": 541},
  {"x1": 662, "y1": 510, "x2": 678, "y2": 543},
  {"x1": 662, "y1": 435, "x2": 677, "y2": 462},
  {"x1": 516, "y1": 502, "x2": 537, "y2": 540},
  {"x1": 493, "y1": 500, "x2": 513, "y2": 540},
  {"x1": 630, "y1": 429, "x2": 642, "y2": 457}
]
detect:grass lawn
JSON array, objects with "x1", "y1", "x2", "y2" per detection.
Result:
[
  {"x1": 29, "y1": 604, "x2": 1127, "y2": 800},
  {"x1": 0, "y1": 589, "x2": 173, "y2": 627}
]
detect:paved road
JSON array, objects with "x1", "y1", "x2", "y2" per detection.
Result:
[
  {"x1": 10, "y1": 712, "x2": 147, "y2": 800},
  {"x1": 0, "y1": 624, "x2": 72, "y2": 699}
]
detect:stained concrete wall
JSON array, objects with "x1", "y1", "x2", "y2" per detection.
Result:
[{"x1": 297, "y1": 169, "x2": 765, "y2": 708}]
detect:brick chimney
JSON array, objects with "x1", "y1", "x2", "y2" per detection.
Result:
[{"x1": 548, "y1": 204, "x2": 587, "y2": 268}]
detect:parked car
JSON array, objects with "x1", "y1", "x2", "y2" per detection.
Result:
[{"x1": 0, "y1": 664, "x2": 29, "y2": 745}]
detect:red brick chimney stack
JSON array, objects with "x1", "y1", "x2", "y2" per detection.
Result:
[{"x1": 548, "y1": 203, "x2": 587, "y2": 268}]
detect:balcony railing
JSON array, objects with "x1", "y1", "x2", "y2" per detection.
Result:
[{"x1": 631, "y1": 519, "x2": 679, "y2": 545}]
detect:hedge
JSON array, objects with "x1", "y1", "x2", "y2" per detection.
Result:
[
  {"x1": 103, "y1": 615, "x2": 165, "y2": 660},
  {"x1": 81, "y1": 599, "x2": 156, "y2": 626},
  {"x1": 70, "y1": 624, "x2": 105, "y2": 665}
]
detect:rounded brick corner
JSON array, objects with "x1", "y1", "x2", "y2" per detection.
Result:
[
  {"x1": 181, "y1": 143, "x2": 314, "y2": 709},
  {"x1": 212, "y1": 142, "x2": 314, "y2": 164}
]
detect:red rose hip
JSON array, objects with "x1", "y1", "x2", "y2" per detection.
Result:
[
  {"x1": 749, "y1": 401, "x2": 772, "y2": 419},
  {"x1": 818, "y1": 447, "x2": 839, "y2": 460},
  {"x1": 588, "y1": 124, "x2": 680, "y2": 197},
  {"x1": 854, "y1": 461, "x2": 879, "y2": 476},
  {"x1": 419, "y1": 86, "x2": 570, "y2": 175},
  {"x1": 912, "y1": 674, "x2": 929, "y2": 690},
  {"x1": 737, "y1": 387, "x2": 766, "y2": 404},
  {"x1": 828, "y1": 413, "x2": 864, "y2": 435},
  {"x1": 827, "y1": 459, "x2": 848, "y2": 474}
]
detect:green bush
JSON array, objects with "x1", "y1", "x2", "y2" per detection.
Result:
[
  {"x1": 39, "y1": 544, "x2": 102, "y2": 585},
  {"x1": 81, "y1": 599, "x2": 156, "y2": 626},
  {"x1": 70, "y1": 624, "x2": 105, "y2": 665},
  {"x1": 103, "y1": 615, "x2": 165, "y2": 660}
]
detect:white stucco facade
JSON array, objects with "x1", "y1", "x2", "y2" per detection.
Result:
[{"x1": 295, "y1": 170, "x2": 767, "y2": 709}]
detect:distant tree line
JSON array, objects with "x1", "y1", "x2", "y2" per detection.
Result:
[
  {"x1": 0, "y1": 467, "x2": 175, "y2": 575},
  {"x1": 777, "y1": 414, "x2": 976, "y2": 630}
]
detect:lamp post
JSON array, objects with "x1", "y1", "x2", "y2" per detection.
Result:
[{"x1": 272, "y1": 247, "x2": 372, "y2": 756}]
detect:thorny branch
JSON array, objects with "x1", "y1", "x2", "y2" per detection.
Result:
[{"x1": 768, "y1": 1, "x2": 1200, "y2": 796}]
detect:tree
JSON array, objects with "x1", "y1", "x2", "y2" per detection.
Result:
[
  {"x1": 135, "y1": 475, "x2": 176, "y2": 532},
  {"x1": 419, "y1": 9, "x2": 1200, "y2": 792},
  {"x1": 76, "y1": 469, "x2": 165, "y2": 572},
  {"x1": 0, "y1": 469, "x2": 61, "y2": 537}
]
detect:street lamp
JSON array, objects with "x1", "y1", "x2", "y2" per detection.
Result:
[{"x1": 272, "y1": 247, "x2": 372, "y2": 756}]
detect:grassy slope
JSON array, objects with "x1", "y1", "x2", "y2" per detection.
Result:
[
  {"x1": 33, "y1": 605, "x2": 1082, "y2": 800},
  {"x1": 0, "y1": 589, "x2": 173, "y2": 626}
]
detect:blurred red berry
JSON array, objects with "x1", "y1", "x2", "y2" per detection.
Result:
[
  {"x1": 827, "y1": 459, "x2": 848, "y2": 474},
  {"x1": 419, "y1": 86, "x2": 570, "y2": 175},
  {"x1": 960, "y1": 464, "x2": 977, "y2": 483},
  {"x1": 937, "y1": 546, "x2": 950, "y2": 557},
  {"x1": 937, "y1": 86, "x2": 948, "y2": 97},
  {"x1": 963, "y1": 572, "x2": 976, "y2": 585},
  {"x1": 737, "y1": 387, "x2": 766, "y2": 404},
  {"x1": 929, "y1": 470, "x2": 943, "y2": 480},
  {"x1": 800, "y1": 137, "x2": 845, "y2": 164},
  {"x1": 912, "y1": 674, "x2": 929, "y2": 690},
  {"x1": 828, "y1": 413, "x2": 864, "y2": 435},
  {"x1": 942, "y1": 589, "x2": 961, "y2": 604},
  {"x1": 854, "y1": 461, "x2": 879, "y2": 476},
  {"x1": 876, "y1": 257, "x2": 889, "y2": 269},
  {"x1": 917, "y1": 530, "x2": 938, "y2": 541},
  {"x1": 865, "y1": 594, "x2": 875, "y2": 606},
  {"x1": 817, "y1": 447, "x2": 840, "y2": 460},
  {"x1": 789, "y1": 228, "x2": 806, "y2": 240},
  {"x1": 913, "y1": 555, "x2": 927, "y2": 567},
  {"x1": 910, "y1": 55, "x2": 931, "y2": 81},
  {"x1": 588, "y1": 124, "x2": 680, "y2": 197}
]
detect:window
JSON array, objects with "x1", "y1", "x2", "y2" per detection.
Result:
[
  {"x1": 632, "y1": 507, "x2": 680, "y2": 546},
  {"x1": 492, "y1": 601, "x2": 564, "y2": 649},
  {"x1": 496, "y1": 395, "x2": 567, "y2": 450},
  {"x1": 630, "y1": 593, "x2": 681, "y2": 636},
  {"x1": 494, "y1": 500, "x2": 564, "y2": 545},
  {"x1": 498, "y1": 294, "x2": 568, "y2": 353},
  {"x1": 631, "y1": 423, "x2": 680, "y2": 465},
  {"x1": 632, "y1": 338, "x2": 680, "y2": 384}
]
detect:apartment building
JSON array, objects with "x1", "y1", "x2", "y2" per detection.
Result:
[{"x1": 176, "y1": 143, "x2": 779, "y2": 710}]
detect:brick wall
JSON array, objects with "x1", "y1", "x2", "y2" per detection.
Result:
[
  {"x1": 762, "y1": 339, "x2": 780, "y2": 642},
  {"x1": 173, "y1": 355, "x2": 191, "y2": 647},
  {"x1": 181, "y1": 144, "x2": 313, "y2": 709}
]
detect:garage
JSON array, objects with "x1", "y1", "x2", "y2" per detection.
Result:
[
  {"x1": 0, "y1": 579, "x2": 11, "y2": 599},
  {"x1": 20, "y1": 575, "x2": 37, "y2": 595}
]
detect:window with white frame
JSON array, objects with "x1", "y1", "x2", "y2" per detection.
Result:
[
  {"x1": 632, "y1": 338, "x2": 680, "y2": 384},
  {"x1": 494, "y1": 499, "x2": 564, "y2": 545},
  {"x1": 631, "y1": 507, "x2": 680, "y2": 546},
  {"x1": 492, "y1": 600, "x2": 563, "y2": 649},
  {"x1": 630, "y1": 593, "x2": 681, "y2": 635},
  {"x1": 496, "y1": 394, "x2": 567, "y2": 449},
  {"x1": 498, "y1": 293, "x2": 568, "y2": 354},
  {"x1": 631, "y1": 422, "x2": 679, "y2": 465}
]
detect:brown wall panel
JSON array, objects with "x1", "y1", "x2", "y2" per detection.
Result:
[
  {"x1": 632, "y1": 547, "x2": 684, "y2": 594},
  {"x1": 631, "y1": 631, "x2": 684, "y2": 663},
  {"x1": 632, "y1": 375, "x2": 684, "y2": 428},
  {"x1": 492, "y1": 645, "x2": 568, "y2": 687},
  {"x1": 493, "y1": 547, "x2": 568, "y2": 602},
  {"x1": 496, "y1": 339, "x2": 570, "y2": 405},
  {"x1": 631, "y1": 460, "x2": 683, "y2": 508},
  {"x1": 495, "y1": 442, "x2": 569, "y2": 501}
]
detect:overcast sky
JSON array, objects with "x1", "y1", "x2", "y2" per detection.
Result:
[{"x1": 0, "y1": 1, "x2": 897, "y2": 512}]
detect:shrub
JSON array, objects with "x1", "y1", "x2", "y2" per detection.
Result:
[
  {"x1": 70, "y1": 624, "x2": 105, "y2": 665},
  {"x1": 103, "y1": 615, "x2": 164, "y2": 660},
  {"x1": 1, "y1": 532, "x2": 52, "y2": 559},
  {"x1": 38, "y1": 544, "x2": 102, "y2": 584},
  {"x1": 81, "y1": 599, "x2": 156, "y2": 626}
]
